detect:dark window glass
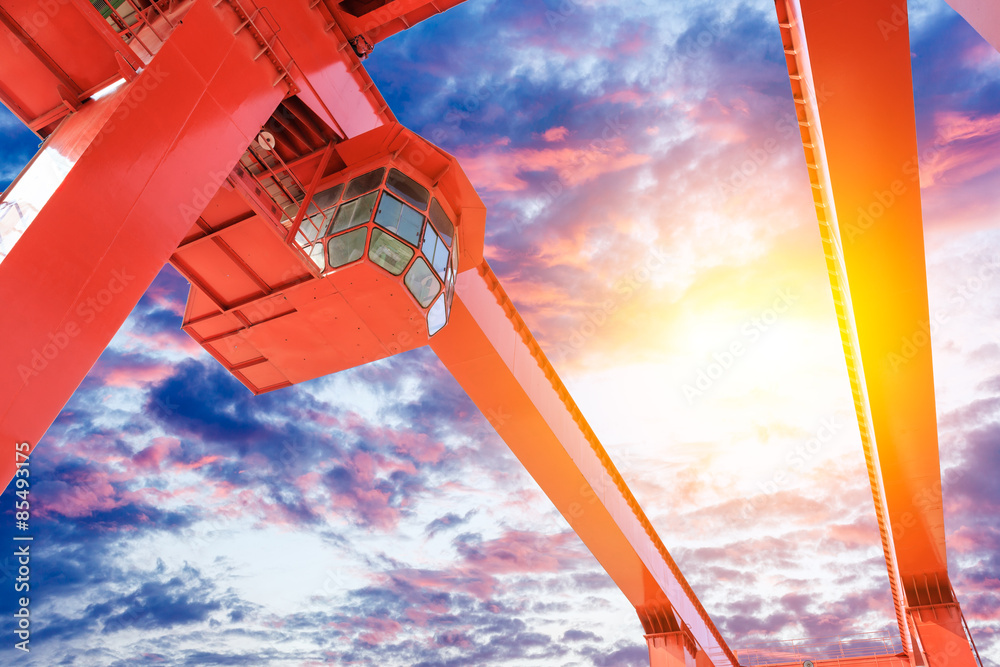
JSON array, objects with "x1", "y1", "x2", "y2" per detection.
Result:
[
  {"x1": 344, "y1": 168, "x2": 385, "y2": 200},
  {"x1": 312, "y1": 183, "x2": 344, "y2": 211},
  {"x1": 328, "y1": 191, "x2": 377, "y2": 234},
  {"x1": 429, "y1": 198, "x2": 454, "y2": 246},
  {"x1": 386, "y1": 168, "x2": 429, "y2": 210},
  {"x1": 327, "y1": 227, "x2": 368, "y2": 269},
  {"x1": 369, "y1": 228, "x2": 414, "y2": 276},
  {"x1": 375, "y1": 193, "x2": 423, "y2": 246},
  {"x1": 404, "y1": 258, "x2": 441, "y2": 308}
]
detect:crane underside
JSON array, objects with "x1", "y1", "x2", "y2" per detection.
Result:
[{"x1": 0, "y1": 0, "x2": 987, "y2": 665}]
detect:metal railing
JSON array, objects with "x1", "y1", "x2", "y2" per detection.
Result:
[
  {"x1": 88, "y1": 0, "x2": 176, "y2": 56},
  {"x1": 736, "y1": 631, "x2": 903, "y2": 666}
]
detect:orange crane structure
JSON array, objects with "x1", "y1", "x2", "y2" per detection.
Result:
[{"x1": 0, "y1": 0, "x2": 985, "y2": 665}]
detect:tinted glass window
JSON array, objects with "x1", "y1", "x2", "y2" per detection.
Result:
[
  {"x1": 305, "y1": 243, "x2": 325, "y2": 271},
  {"x1": 369, "y1": 228, "x2": 414, "y2": 276},
  {"x1": 305, "y1": 211, "x2": 326, "y2": 238},
  {"x1": 386, "y1": 168, "x2": 429, "y2": 210},
  {"x1": 444, "y1": 266, "x2": 455, "y2": 313},
  {"x1": 327, "y1": 227, "x2": 368, "y2": 269},
  {"x1": 329, "y1": 191, "x2": 377, "y2": 234},
  {"x1": 312, "y1": 183, "x2": 344, "y2": 211},
  {"x1": 375, "y1": 193, "x2": 423, "y2": 246},
  {"x1": 429, "y1": 198, "x2": 454, "y2": 246},
  {"x1": 427, "y1": 296, "x2": 447, "y2": 335},
  {"x1": 344, "y1": 168, "x2": 385, "y2": 199},
  {"x1": 297, "y1": 204, "x2": 324, "y2": 244},
  {"x1": 421, "y1": 227, "x2": 450, "y2": 278},
  {"x1": 404, "y1": 258, "x2": 440, "y2": 308}
]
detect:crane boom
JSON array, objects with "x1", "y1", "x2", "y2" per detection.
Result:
[{"x1": 432, "y1": 262, "x2": 738, "y2": 667}]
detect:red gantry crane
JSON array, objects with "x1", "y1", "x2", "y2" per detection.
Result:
[{"x1": 0, "y1": 1, "x2": 984, "y2": 665}]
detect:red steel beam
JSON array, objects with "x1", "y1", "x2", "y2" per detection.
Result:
[
  {"x1": 315, "y1": 0, "x2": 468, "y2": 51},
  {"x1": 0, "y1": 5, "x2": 85, "y2": 100},
  {"x1": 0, "y1": 0, "x2": 287, "y2": 491},
  {"x1": 774, "y1": 1, "x2": 977, "y2": 664},
  {"x1": 944, "y1": 0, "x2": 1000, "y2": 52},
  {"x1": 431, "y1": 263, "x2": 738, "y2": 667}
]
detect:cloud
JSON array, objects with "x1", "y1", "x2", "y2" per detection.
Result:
[
  {"x1": 1, "y1": 2, "x2": 998, "y2": 666},
  {"x1": 542, "y1": 126, "x2": 570, "y2": 142},
  {"x1": 425, "y1": 510, "x2": 476, "y2": 537}
]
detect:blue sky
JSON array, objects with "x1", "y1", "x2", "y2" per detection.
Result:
[{"x1": 0, "y1": 1, "x2": 998, "y2": 665}]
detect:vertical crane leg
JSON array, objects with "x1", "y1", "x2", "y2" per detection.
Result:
[
  {"x1": 910, "y1": 606, "x2": 980, "y2": 667},
  {"x1": 0, "y1": 0, "x2": 287, "y2": 489},
  {"x1": 646, "y1": 632, "x2": 697, "y2": 667},
  {"x1": 774, "y1": 1, "x2": 979, "y2": 664}
]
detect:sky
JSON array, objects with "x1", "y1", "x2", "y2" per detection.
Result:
[{"x1": 0, "y1": 0, "x2": 997, "y2": 665}]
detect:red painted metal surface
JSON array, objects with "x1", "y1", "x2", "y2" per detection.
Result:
[
  {"x1": 0, "y1": 0, "x2": 439, "y2": 488},
  {"x1": 174, "y1": 122, "x2": 485, "y2": 393},
  {"x1": 0, "y1": 0, "x2": 986, "y2": 665},
  {"x1": 0, "y1": 0, "x2": 179, "y2": 135},
  {"x1": 432, "y1": 265, "x2": 738, "y2": 667},
  {"x1": 736, "y1": 630, "x2": 906, "y2": 667},
  {"x1": 0, "y1": 0, "x2": 288, "y2": 492},
  {"x1": 774, "y1": 1, "x2": 978, "y2": 664},
  {"x1": 244, "y1": 0, "x2": 398, "y2": 139},
  {"x1": 311, "y1": 0, "x2": 467, "y2": 56},
  {"x1": 944, "y1": 0, "x2": 1000, "y2": 52},
  {"x1": 170, "y1": 102, "x2": 738, "y2": 663}
]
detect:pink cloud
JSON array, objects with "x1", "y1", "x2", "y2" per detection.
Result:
[
  {"x1": 379, "y1": 530, "x2": 586, "y2": 602},
  {"x1": 542, "y1": 126, "x2": 569, "y2": 142},
  {"x1": 827, "y1": 517, "x2": 881, "y2": 549},
  {"x1": 172, "y1": 455, "x2": 222, "y2": 472},
  {"x1": 457, "y1": 138, "x2": 649, "y2": 192},
  {"x1": 39, "y1": 474, "x2": 120, "y2": 518},
  {"x1": 132, "y1": 437, "x2": 180, "y2": 472},
  {"x1": 923, "y1": 110, "x2": 1000, "y2": 188},
  {"x1": 455, "y1": 530, "x2": 582, "y2": 575},
  {"x1": 102, "y1": 361, "x2": 175, "y2": 387},
  {"x1": 123, "y1": 329, "x2": 203, "y2": 355}
]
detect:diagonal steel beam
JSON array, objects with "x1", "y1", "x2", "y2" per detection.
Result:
[
  {"x1": 0, "y1": 0, "x2": 288, "y2": 492},
  {"x1": 432, "y1": 262, "x2": 738, "y2": 667}
]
